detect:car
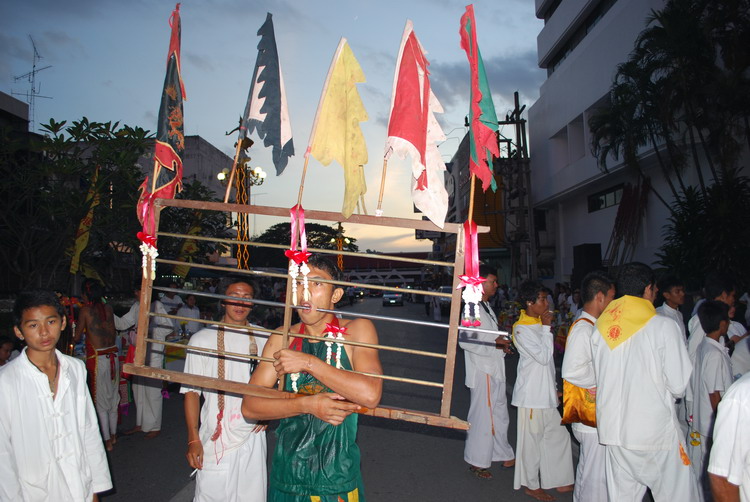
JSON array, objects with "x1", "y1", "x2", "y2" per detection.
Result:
[
  {"x1": 352, "y1": 287, "x2": 366, "y2": 298},
  {"x1": 382, "y1": 292, "x2": 404, "y2": 306}
]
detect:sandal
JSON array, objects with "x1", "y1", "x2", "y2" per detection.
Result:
[{"x1": 469, "y1": 465, "x2": 493, "y2": 480}]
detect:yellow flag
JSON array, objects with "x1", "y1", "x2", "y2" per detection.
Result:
[
  {"x1": 173, "y1": 219, "x2": 202, "y2": 278},
  {"x1": 307, "y1": 38, "x2": 369, "y2": 218},
  {"x1": 70, "y1": 167, "x2": 100, "y2": 275}
]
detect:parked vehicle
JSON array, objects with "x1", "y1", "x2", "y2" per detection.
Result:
[
  {"x1": 437, "y1": 285, "x2": 452, "y2": 314},
  {"x1": 382, "y1": 292, "x2": 404, "y2": 306}
]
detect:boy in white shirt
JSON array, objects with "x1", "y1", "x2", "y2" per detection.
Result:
[
  {"x1": 512, "y1": 280, "x2": 574, "y2": 500},
  {"x1": 656, "y1": 275, "x2": 687, "y2": 339},
  {"x1": 688, "y1": 300, "x2": 733, "y2": 498},
  {"x1": 0, "y1": 289, "x2": 112, "y2": 501}
]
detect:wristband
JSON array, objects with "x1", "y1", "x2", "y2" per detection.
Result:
[{"x1": 188, "y1": 439, "x2": 201, "y2": 446}]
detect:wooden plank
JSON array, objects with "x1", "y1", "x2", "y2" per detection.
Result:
[
  {"x1": 122, "y1": 364, "x2": 468, "y2": 430},
  {"x1": 156, "y1": 198, "x2": 489, "y2": 235},
  {"x1": 440, "y1": 227, "x2": 465, "y2": 417}
]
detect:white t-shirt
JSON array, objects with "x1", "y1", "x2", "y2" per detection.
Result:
[
  {"x1": 730, "y1": 322, "x2": 750, "y2": 379},
  {"x1": 176, "y1": 305, "x2": 202, "y2": 335},
  {"x1": 181, "y1": 325, "x2": 268, "y2": 453},
  {"x1": 689, "y1": 337, "x2": 733, "y2": 436},
  {"x1": 656, "y1": 303, "x2": 686, "y2": 340},
  {"x1": 708, "y1": 372, "x2": 750, "y2": 502}
]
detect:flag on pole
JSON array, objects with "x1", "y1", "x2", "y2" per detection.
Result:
[
  {"x1": 307, "y1": 38, "x2": 369, "y2": 219},
  {"x1": 70, "y1": 166, "x2": 100, "y2": 275},
  {"x1": 459, "y1": 4, "x2": 499, "y2": 192},
  {"x1": 384, "y1": 20, "x2": 449, "y2": 228},
  {"x1": 136, "y1": 3, "x2": 186, "y2": 277},
  {"x1": 241, "y1": 12, "x2": 294, "y2": 175},
  {"x1": 173, "y1": 218, "x2": 201, "y2": 278}
]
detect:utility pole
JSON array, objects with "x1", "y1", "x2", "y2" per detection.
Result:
[
  {"x1": 13, "y1": 35, "x2": 52, "y2": 131},
  {"x1": 494, "y1": 91, "x2": 537, "y2": 282}
]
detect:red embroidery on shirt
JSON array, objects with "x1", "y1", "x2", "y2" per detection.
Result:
[{"x1": 608, "y1": 325, "x2": 621, "y2": 340}]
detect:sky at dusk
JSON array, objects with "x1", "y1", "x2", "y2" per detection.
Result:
[{"x1": 1, "y1": 0, "x2": 545, "y2": 252}]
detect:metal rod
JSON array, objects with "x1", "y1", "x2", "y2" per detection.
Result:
[
  {"x1": 145, "y1": 338, "x2": 443, "y2": 388},
  {"x1": 152, "y1": 287, "x2": 508, "y2": 337},
  {"x1": 153, "y1": 264, "x2": 453, "y2": 298},
  {"x1": 157, "y1": 231, "x2": 455, "y2": 268}
]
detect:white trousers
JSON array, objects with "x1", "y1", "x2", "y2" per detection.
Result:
[
  {"x1": 605, "y1": 442, "x2": 700, "y2": 502},
  {"x1": 94, "y1": 353, "x2": 120, "y2": 441},
  {"x1": 132, "y1": 376, "x2": 162, "y2": 432},
  {"x1": 195, "y1": 434, "x2": 268, "y2": 502},
  {"x1": 514, "y1": 407, "x2": 574, "y2": 491},
  {"x1": 687, "y1": 433, "x2": 710, "y2": 501},
  {"x1": 572, "y1": 427, "x2": 607, "y2": 502},
  {"x1": 464, "y1": 373, "x2": 514, "y2": 468}
]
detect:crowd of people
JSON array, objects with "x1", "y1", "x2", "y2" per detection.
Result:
[
  {"x1": 460, "y1": 261, "x2": 750, "y2": 501},
  {"x1": 2, "y1": 257, "x2": 750, "y2": 501}
]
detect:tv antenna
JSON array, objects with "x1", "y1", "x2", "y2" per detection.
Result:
[{"x1": 13, "y1": 35, "x2": 53, "y2": 132}]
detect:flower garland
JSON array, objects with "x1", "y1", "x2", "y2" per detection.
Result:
[{"x1": 290, "y1": 322, "x2": 347, "y2": 392}]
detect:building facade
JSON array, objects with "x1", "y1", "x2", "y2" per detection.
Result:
[{"x1": 528, "y1": 0, "x2": 672, "y2": 284}]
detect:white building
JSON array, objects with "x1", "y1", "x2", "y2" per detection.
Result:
[{"x1": 528, "y1": 0, "x2": 673, "y2": 284}]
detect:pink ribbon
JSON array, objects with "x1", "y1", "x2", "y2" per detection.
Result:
[
  {"x1": 458, "y1": 220, "x2": 484, "y2": 288},
  {"x1": 324, "y1": 323, "x2": 348, "y2": 335},
  {"x1": 288, "y1": 204, "x2": 309, "y2": 262}
]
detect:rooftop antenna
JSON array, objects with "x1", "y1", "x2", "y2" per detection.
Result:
[{"x1": 12, "y1": 35, "x2": 52, "y2": 132}]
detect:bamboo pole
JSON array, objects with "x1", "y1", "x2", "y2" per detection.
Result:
[
  {"x1": 222, "y1": 138, "x2": 244, "y2": 203},
  {"x1": 468, "y1": 173, "x2": 477, "y2": 223},
  {"x1": 296, "y1": 156, "x2": 310, "y2": 207},
  {"x1": 376, "y1": 158, "x2": 388, "y2": 214}
]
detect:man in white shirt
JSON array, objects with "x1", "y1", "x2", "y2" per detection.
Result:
[
  {"x1": 561, "y1": 271, "x2": 615, "y2": 502},
  {"x1": 687, "y1": 300, "x2": 733, "y2": 499},
  {"x1": 0, "y1": 289, "x2": 112, "y2": 501},
  {"x1": 687, "y1": 274, "x2": 736, "y2": 364},
  {"x1": 177, "y1": 293, "x2": 202, "y2": 335},
  {"x1": 512, "y1": 280, "x2": 574, "y2": 500},
  {"x1": 114, "y1": 284, "x2": 174, "y2": 438},
  {"x1": 656, "y1": 275, "x2": 690, "y2": 437},
  {"x1": 591, "y1": 262, "x2": 699, "y2": 502},
  {"x1": 182, "y1": 278, "x2": 268, "y2": 501},
  {"x1": 160, "y1": 281, "x2": 184, "y2": 332},
  {"x1": 707, "y1": 371, "x2": 750, "y2": 501},
  {"x1": 459, "y1": 265, "x2": 515, "y2": 480}
]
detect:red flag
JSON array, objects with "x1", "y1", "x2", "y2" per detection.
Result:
[
  {"x1": 460, "y1": 4, "x2": 499, "y2": 192},
  {"x1": 137, "y1": 3, "x2": 186, "y2": 240},
  {"x1": 384, "y1": 21, "x2": 449, "y2": 227}
]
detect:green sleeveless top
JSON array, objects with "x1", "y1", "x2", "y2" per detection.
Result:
[{"x1": 270, "y1": 336, "x2": 364, "y2": 500}]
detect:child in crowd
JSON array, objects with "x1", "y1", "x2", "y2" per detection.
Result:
[
  {"x1": 0, "y1": 289, "x2": 112, "y2": 500},
  {"x1": 687, "y1": 300, "x2": 733, "y2": 498},
  {"x1": 0, "y1": 336, "x2": 15, "y2": 367}
]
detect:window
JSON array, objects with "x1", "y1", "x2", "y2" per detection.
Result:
[{"x1": 588, "y1": 184, "x2": 623, "y2": 212}]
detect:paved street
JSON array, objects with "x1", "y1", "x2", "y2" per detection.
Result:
[{"x1": 102, "y1": 297, "x2": 576, "y2": 501}]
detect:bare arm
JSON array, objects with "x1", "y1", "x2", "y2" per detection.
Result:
[
  {"x1": 709, "y1": 391, "x2": 722, "y2": 412},
  {"x1": 183, "y1": 391, "x2": 203, "y2": 470},
  {"x1": 709, "y1": 474, "x2": 740, "y2": 502},
  {"x1": 241, "y1": 332, "x2": 360, "y2": 425},
  {"x1": 272, "y1": 318, "x2": 383, "y2": 409}
]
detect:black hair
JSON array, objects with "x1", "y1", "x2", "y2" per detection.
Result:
[
  {"x1": 581, "y1": 271, "x2": 614, "y2": 304},
  {"x1": 615, "y1": 262, "x2": 655, "y2": 298},
  {"x1": 698, "y1": 300, "x2": 729, "y2": 334},
  {"x1": 13, "y1": 289, "x2": 66, "y2": 327},
  {"x1": 479, "y1": 264, "x2": 497, "y2": 279},
  {"x1": 0, "y1": 336, "x2": 14, "y2": 348},
  {"x1": 518, "y1": 280, "x2": 545, "y2": 306},
  {"x1": 307, "y1": 254, "x2": 342, "y2": 283},
  {"x1": 704, "y1": 272, "x2": 735, "y2": 300},
  {"x1": 658, "y1": 275, "x2": 684, "y2": 298},
  {"x1": 83, "y1": 278, "x2": 105, "y2": 304},
  {"x1": 218, "y1": 276, "x2": 257, "y2": 298}
]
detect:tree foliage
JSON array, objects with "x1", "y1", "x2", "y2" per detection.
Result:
[{"x1": 249, "y1": 222, "x2": 358, "y2": 269}]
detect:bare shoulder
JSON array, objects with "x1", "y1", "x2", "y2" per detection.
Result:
[{"x1": 341, "y1": 317, "x2": 378, "y2": 342}]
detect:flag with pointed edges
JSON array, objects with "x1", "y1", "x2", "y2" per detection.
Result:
[
  {"x1": 241, "y1": 12, "x2": 294, "y2": 175},
  {"x1": 460, "y1": 4, "x2": 499, "y2": 192},
  {"x1": 70, "y1": 166, "x2": 100, "y2": 275},
  {"x1": 137, "y1": 3, "x2": 186, "y2": 239},
  {"x1": 384, "y1": 20, "x2": 449, "y2": 228},
  {"x1": 307, "y1": 38, "x2": 369, "y2": 218}
]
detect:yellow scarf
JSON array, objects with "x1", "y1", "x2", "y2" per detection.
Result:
[
  {"x1": 596, "y1": 295, "x2": 655, "y2": 350},
  {"x1": 512, "y1": 309, "x2": 541, "y2": 343}
]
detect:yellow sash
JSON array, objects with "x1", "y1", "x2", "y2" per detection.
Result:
[
  {"x1": 596, "y1": 295, "x2": 655, "y2": 350},
  {"x1": 512, "y1": 309, "x2": 541, "y2": 344}
]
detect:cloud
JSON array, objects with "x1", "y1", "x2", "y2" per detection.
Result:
[
  {"x1": 430, "y1": 49, "x2": 544, "y2": 113},
  {"x1": 184, "y1": 52, "x2": 215, "y2": 72}
]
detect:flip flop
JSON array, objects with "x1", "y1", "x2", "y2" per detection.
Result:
[
  {"x1": 501, "y1": 459, "x2": 515, "y2": 469},
  {"x1": 469, "y1": 466, "x2": 493, "y2": 480}
]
